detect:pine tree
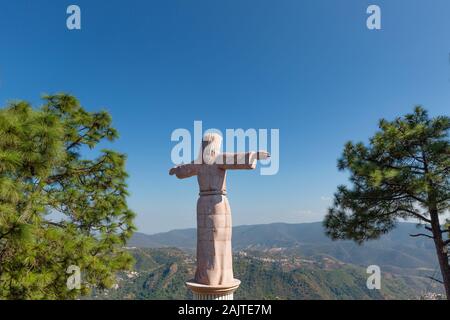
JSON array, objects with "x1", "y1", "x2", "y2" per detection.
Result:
[
  {"x1": 324, "y1": 107, "x2": 450, "y2": 299},
  {"x1": 0, "y1": 94, "x2": 136, "y2": 299}
]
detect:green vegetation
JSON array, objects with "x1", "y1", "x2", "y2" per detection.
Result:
[
  {"x1": 324, "y1": 107, "x2": 450, "y2": 298},
  {"x1": 0, "y1": 94, "x2": 135, "y2": 299},
  {"x1": 128, "y1": 222, "x2": 439, "y2": 272},
  {"x1": 89, "y1": 248, "x2": 441, "y2": 300}
]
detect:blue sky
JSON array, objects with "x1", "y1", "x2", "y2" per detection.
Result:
[{"x1": 0, "y1": 1, "x2": 449, "y2": 234}]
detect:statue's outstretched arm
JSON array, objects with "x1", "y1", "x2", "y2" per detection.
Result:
[
  {"x1": 218, "y1": 151, "x2": 270, "y2": 170},
  {"x1": 169, "y1": 164, "x2": 199, "y2": 179}
]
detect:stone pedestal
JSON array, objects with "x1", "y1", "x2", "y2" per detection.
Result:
[{"x1": 186, "y1": 279, "x2": 240, "y2": 300}]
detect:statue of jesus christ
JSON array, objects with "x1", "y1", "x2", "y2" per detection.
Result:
[{"x1": 169, "y1": 133, "x2": 269, "y2": 286}]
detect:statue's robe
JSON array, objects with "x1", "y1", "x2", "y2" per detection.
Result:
[{"x1": 174, "y1": 152, "x2": 256, "y2": 286}]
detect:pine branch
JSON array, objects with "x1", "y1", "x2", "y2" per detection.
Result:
[
  {"x1": 428, "y1": 276, "x2": 444, "y2": 284},
  {"x1": 409, "y1": 233, "x2": 435, "y2": 239},
  {"x1": 43, "y1": 221, "x2": 65, "y2": 228},
  {"x1": 424, "y1": 225, "x2": 449, "y2": 235},
  {"x1": 66, "y1": 123, "x2": 98, "y2": 151},
  {"x1": 402, "y1": 210, "x2": 431, "y2": 223}
]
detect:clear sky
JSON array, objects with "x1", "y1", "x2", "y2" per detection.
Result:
[{"x1": 0, "y1": 1, "x2": 449, "y2": 234}]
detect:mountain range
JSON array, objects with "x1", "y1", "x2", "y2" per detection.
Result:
[
  {"x1": 128, "y1": 222, "x2": 439, "y2": 273},
  {"x1": 86, "y1": 222, "x2": 446, "y2": 300}
]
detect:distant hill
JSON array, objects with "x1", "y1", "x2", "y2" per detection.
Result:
[
  {"x1": 95, "y1": 222, "x2": 446, "y2": 300},
  {"x1": 128, "y1": 222, "x2": 438, "y2": 273},
  {"x1": 89, "y1": 247, "x2": 444, "y2": 300}
]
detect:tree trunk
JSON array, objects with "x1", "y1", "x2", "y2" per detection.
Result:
[{"x1": 430, "y1": 210, "x2": 450, "y2": 299}]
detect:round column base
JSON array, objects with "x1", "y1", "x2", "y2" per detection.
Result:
[{"x1": 186, "y1": 279, "x2": 240, "y2": 300}]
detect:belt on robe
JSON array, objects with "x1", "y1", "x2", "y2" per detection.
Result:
[{"x1": 199, "y1": 190, "x2": 227, "y2": 196}]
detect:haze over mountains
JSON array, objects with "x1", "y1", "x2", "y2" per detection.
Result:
[
  {"x1": 91, "y1": 247, "x2": 441, "y2": 300},
  {"x1": 87, "y1": 222, "x2": 446, "y2": 300},
  {"x1": 129, "y1": 222, "x2": 438, "y2": 272}
]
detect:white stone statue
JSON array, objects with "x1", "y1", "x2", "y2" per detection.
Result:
[{"x1": 169, "y1": 133, "x2": 269, "y2": 290}]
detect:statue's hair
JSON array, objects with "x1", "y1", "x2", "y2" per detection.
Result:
[{"x1": 197, "y1": 132, "x2": 222, "y2": 165}]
